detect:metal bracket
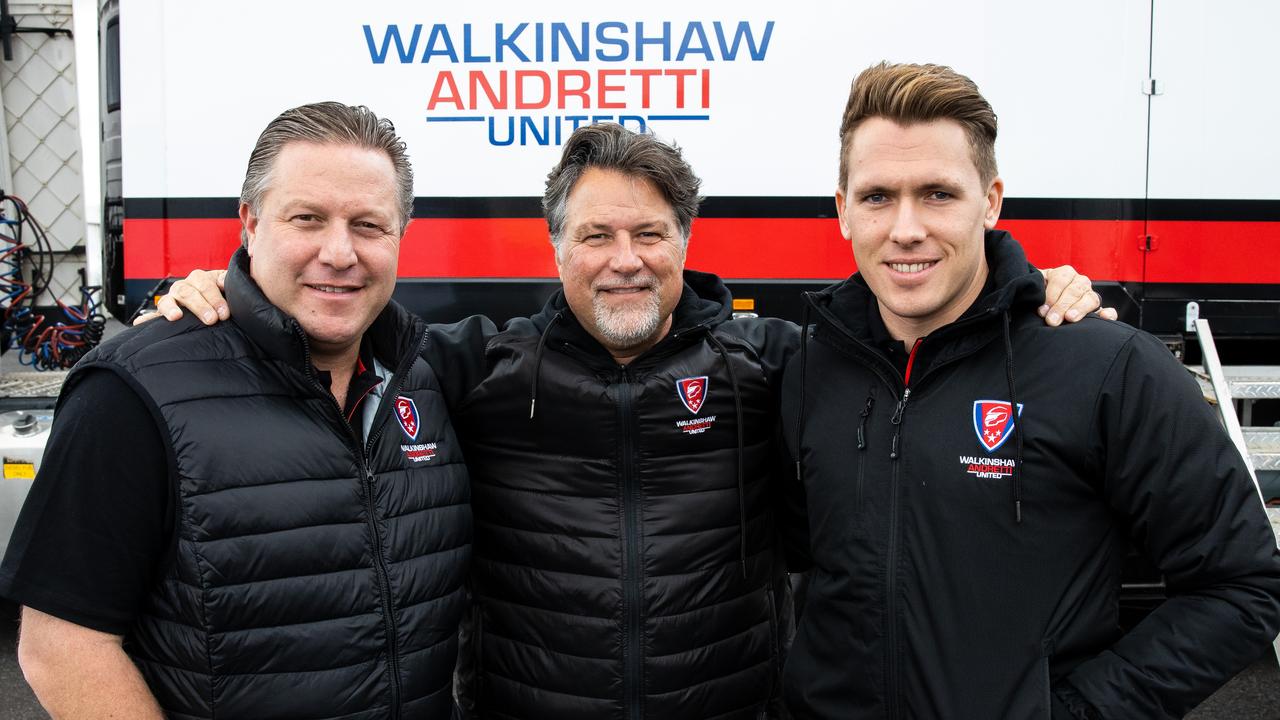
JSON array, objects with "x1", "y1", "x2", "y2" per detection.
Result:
[
  {"x1": 1184, "y1": 301, "x2": 1200, "y2": 332},
  {"x1": 1142, "y1": 78, "x2": 1163, "y2": 96},
  {"x1": 1138, "y1": 234, "x2": 1159, "y2": 251}
]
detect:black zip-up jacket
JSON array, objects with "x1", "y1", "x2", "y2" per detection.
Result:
[
  {"x1": 781, "y1": 230, "x2": 1280, "y2": 719},
  {"x1": 426, "y1": 270, "x2": 803, "y2": 719}
]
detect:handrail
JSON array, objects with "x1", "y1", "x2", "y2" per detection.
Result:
[{"x1": 1193, "y1": 318, "x2": 1280, "y2": 665}]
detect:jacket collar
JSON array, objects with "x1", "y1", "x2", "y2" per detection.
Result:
[
  {"x1": 808, "y1": 229, "x2": 1046, "y2": 348},
  {"x1": 527, "y1": 268, "x2": 734, "y2": 366},
  {"x1": 223, "y1": 247, "x2": 423, "y2": 371}
]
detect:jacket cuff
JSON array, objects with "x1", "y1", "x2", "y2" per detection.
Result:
[{"x1": 1052, "y1": 684, "x2": 1101, "y2": 720}]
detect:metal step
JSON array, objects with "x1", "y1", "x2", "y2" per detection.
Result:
[
  {"x1": 1191, "y1": 365, "x2": 1280, "y2": 404},
  {"x1": 0, "y1": 371, "x2": 68, "y2": 398},
  {"x1": 1246, "y1": 428, "x2": 1280, "y2": 471}
]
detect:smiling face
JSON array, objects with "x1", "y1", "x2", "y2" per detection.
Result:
[
  {"x1": 241, "y1": 141, "x2": 402, "y2": 367},
  {"x1": 836, "y1": 117, "x2": 1003, "y2": 344},
  {"x1": 556, "y1": 167, "x2": 686, "y2": 361}
]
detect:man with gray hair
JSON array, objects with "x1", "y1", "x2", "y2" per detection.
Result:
[
  {"x1": 0, "y1": 101, "x2": 471, "y2": 719},
  {"x1": 152, "y1": 119, "x2": 1106, "y2": 718}
]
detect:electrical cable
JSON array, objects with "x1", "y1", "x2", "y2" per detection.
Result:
[{"x1": 0, "y1": 191, "x2": 105, "y2": 370}]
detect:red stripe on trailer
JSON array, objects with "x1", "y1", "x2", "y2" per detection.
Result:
[{"x1": 122, "y1": 217, "x2": 1279, "y2": 284}]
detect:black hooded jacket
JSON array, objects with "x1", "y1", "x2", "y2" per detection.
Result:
[
  {"x1": 780, "y1": 230, "x2": 1280, "y2": 719},
  {"x1": 426, "y1": 269, "x2": 802, "y2": 719}
]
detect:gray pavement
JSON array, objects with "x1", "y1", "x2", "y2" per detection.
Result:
[{"x1": 0, "y1": 601, "x2": 1276, "y2": 717}]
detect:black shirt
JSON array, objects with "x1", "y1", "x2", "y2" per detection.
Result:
[{"x1": 0, "y1": 344, "x2": 384, "y2": 635}]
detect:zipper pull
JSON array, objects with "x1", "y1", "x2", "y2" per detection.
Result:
[
  {"x1": 890, "y1": 388, "x2": 911, "y2": 425},
  {"x1": 856, "y1": 393, "x2": 874, "y2": 450},
  {"x1": 889, "y1": 388, "x2": 911, "y2": 460}
]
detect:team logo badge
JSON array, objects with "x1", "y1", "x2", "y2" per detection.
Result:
[
  {"x1": 676, "y1": 376, "x2": 709, "y2": 415},
  {"x1": 973, "y1": 400, "x2": 1023, "y2": 453},
  {"x1": 395, "y1": 396, "x2": 420, "y2": 441}
]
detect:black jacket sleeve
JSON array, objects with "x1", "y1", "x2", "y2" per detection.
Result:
[
  {"x1": 422, "y1": 315, "x2": 500, "y2": 411},
  {"x1": 1061, "y1": 330, "x2": 1280, "y2": 717},
  {"x1": 731, "y1": 317, "x2": 811, "y2": 572}
]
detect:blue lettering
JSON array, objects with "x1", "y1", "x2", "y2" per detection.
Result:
[
  {"x1": 676, "y1": 22, "x2": 713, "y2": 61},
  {"x1": 552, "y1": 22, "x2": 589, "y2": 61},
  {"x1": 595, "y1": 22, "x2": 627, "y2": 61},
  {"x1": 495, "y1": 23, "x2": 530, "y2": 62},
  {"x1": 714, "y1": 21, "x2": 774, "y2": 61},
  {"x1": 463, "y1": 24, "x2": 491, "y2": 62},
  {"x1": 635, "y1": 21, "x2": 671, "y2": 62},
  {"x1": 520, "y1": 115, "x2": 550, "y2": 145},
  {"x1": 488, "y1": 116, "x2": 514, "y2": 146},
  {"x1": 363, "y1": 24, "x2": 420, "y2": 64},
  {"x1": 619, "y1": 115, "x2": 648, "y2": 133},
  {"x1": 421, "y1": 24, "x2": 458, "y2": 63}
]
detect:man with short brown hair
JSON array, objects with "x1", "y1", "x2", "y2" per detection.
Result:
[
  {"x1": 1, "y1": 102, "x2": 470, "y2": 719},
  {"x1": 782, "y1": 62, "x2": 1280, "y2": 719}
]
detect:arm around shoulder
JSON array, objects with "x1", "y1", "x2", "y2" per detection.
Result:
[{"x1": 19, "y1": 606, "x2": 164, "y2": 718}]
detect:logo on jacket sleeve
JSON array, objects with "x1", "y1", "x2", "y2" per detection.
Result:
[
  {"x1": 676, "y1": 376, "x2": 708, "y2": 414},
  {"x1": 394, "y1": 396, "x2": 420, "y2": 441},
  {"x1": 973, "y1": 400, "x2": 1023, "y2": 453}
]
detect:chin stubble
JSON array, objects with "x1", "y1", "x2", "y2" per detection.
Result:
[{"x1": 591, "y1": 279, "x2": 663, "y2": 350}]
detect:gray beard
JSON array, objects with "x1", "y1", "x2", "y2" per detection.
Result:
[{"x1": 591, "y1": 284, "x2": 663, "y2": 350}]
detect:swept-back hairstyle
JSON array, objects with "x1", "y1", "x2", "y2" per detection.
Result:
[
  {"x1": 240, "y1": 102, "x2": 414, "y2": 242},
  {"x1": 838, "y1": 62, "x2": 998, "y2": 188},
  {"x1": 543, "y1": 123, "x2": 702, "y2": 251}
]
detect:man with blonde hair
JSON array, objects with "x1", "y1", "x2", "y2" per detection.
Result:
[{"x1": 781, "y1": 61, "x2": 1280, "y2": 719}]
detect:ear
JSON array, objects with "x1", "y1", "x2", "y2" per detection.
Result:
[
  {"x1": 239, "y1": 202, "x2": 259, "y2": 256},
  {"x1": 983, "y1": 177, "x2": 1004, "y2": 230},
  {"x1": 834, "y1": 187, "x2": 853, "y2": 240}
]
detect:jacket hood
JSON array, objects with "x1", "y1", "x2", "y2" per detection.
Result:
[
  {"x1": 527, "y1": 268, "x2": 734, "y2": 358},
  {"x1": 809, "y1": 229, "x2": 1045, "y2": 341}
]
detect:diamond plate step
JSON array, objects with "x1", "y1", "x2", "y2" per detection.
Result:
[
  {"x1": 1190, "y1": 365, "x2": 1280, "y2": 403},
  {"x1": 0, "y1": 371, "x2": 68, "y2": 397},
  {"x1": 1246, "y1": 428, "x2": 1280, "y2": 471}
]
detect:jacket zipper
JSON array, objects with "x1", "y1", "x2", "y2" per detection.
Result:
[
  {"x1": 617, "y1": 367, "x2": 643, "y2": 720},
  {"x1": 855, "y1": 390, "x2": 874, "y2": 512},
  {"x1": 295, "y1": 321, "x2": 428, "y2": 719},
  {"x1": 884, "y1": 339, "x2": 919, "y2": 720}
]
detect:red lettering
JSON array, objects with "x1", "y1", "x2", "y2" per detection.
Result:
[
  {"x1": 630, "y1": 69, "x2": 660, "y2": 108},
  {"x1": 469, "y1": 70, "x2": 507, "y2": 110},
  {"x1": 597, "y1": 69, "x2": 626, "y2": 109},
  {"x1": 666, "y1": 68, "x2": 696, "y2": 108},
  {"x1": 557, "y1": 70, "x2": 590, "y2": 110},
  {"x1": 427, "y1": 72, "x2": 463, "y2": 111},
  {"x1": 515, "y1": 70, "x2": 551, "y2": 109}
]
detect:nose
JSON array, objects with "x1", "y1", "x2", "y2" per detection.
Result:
[
  {"x1": 317, "y1": 224, "x2": 358, "y2": 270},
  {"x1": 888, "y1": 199, "x2": 926, "y2": 246},
  {"x1": 607, "y1": 233, "x2": 645, "y2": 274}
]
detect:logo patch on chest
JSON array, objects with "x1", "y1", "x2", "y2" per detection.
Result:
[
  {"x1": 972, "y1": 400, "x2": 1023, "y2": 453},
  {"x1": 394, "y1": 395, "x2": 420, "y2": 441},
  {"x1": 675, "y1": 415, "x2": 717, "y2": 435},
  {"x1": 400, "y1": 442, "x2": 438, "y2": 463},
  {"x1": 676, "y1": 376, "x2": 708, "y2": 414}
]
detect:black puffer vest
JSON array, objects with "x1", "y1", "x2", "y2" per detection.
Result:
[
  {"x1": 74, "y1": 250, "x2": 471, "y2": 719},
  {"x1": 454, "y1": 271, "x2": 793, "y2": 719}
]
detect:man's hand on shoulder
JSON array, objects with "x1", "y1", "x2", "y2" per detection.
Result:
[
  {"x1": 1039, "y1": 265, "x2": 1118, "y2": 326},
  {"x1": 133, "y1": 269, "x2": 229, "y2": 326}
]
